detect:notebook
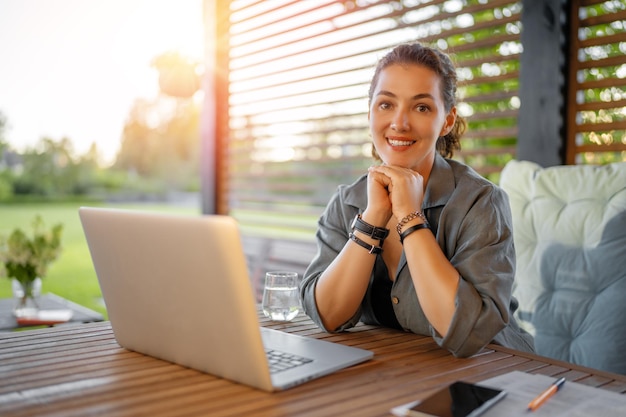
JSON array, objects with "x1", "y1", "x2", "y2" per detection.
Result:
[{"x1": 78, "y1": 207, "x2": 373, "y2": 391}]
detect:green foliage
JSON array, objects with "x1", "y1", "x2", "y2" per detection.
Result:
[
  {"x1": 0, "y1": 202, "x2": 199, "y2": 318},
  {"x1": 114, "y1": 96, "x2": 201, "y2": 191},
  {"x1": 0, "y1": 173, "x2": 12, "y2": 201},
  {"x1": 10, "y1": 137, "x2": 99, "y2": 197},
  {"x1": 0, "y1": 95, "x2": 201, "y2": 202},
  {"x1": 0, "y1": 215, "x2": 63, "y2": 285}
]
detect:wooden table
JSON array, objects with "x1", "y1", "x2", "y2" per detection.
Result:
[
  {"x1": 0, "y1": 293, "x2": 104, "y2": 331},
  {"x1": 1, "y1": 309, "x2": 625, "y2": 417}
]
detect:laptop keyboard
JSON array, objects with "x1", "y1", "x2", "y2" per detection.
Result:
[{"x1": 265, "y1": 349, "x2": 313, "y2": 374}]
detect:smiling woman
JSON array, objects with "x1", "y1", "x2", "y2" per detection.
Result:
[
  {"x1": 0, "y1": 0, "x2": 203, "y2": 166},
  {"x1": 300, "y1": 42, "x2": 535, "y2": 359}
]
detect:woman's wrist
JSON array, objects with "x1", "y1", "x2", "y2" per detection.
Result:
[
  {"x1": 396, "y1": 210, "x2": 428, "y2": 235},
  {"x1": 360, "y1": 209, "x2": 390, "y2": 228},
  {"x1": 351, "y1": 213, "x2": 389, "y2": 242},
  {"x1": 399, "y1": 223, "x2": 430, "y2": 243}
]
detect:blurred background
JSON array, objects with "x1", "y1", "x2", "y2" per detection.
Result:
[
  {"x1": 0, "y1": 0, "x2": 204, "y2": 317},
  {"x1": 0, "y1": 0, "x2": 204, "y2": 199},
  {"x1": 1, "y1": 0, "x2": 624, "y2": 321}
]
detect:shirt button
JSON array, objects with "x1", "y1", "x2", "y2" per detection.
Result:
[{"x1": 392, "y1": 296, "x2": 399, "y2": 304}]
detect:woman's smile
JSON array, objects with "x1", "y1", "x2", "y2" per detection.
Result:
[{"x1": 387, "y1": 136, "x2": 415, "y2": 147}]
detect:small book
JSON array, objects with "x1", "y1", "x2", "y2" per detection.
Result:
[{"x1": 16, "y1": 309, "x2": 73, "y2": 326}]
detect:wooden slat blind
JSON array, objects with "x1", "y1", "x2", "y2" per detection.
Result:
[
  {"x1": 227, "y1": 0, "x2": 523, "y2": 238},
  {"x1": 566, "y1": 0, "x2": 626, "y2": 164}
]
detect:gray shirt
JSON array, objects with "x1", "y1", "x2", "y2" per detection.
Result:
[{"x1": 300, "y1": 154, "x2": 534, "y2": 357}]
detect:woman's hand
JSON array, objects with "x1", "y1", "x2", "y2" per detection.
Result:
[
  {"x1": 368, "y1": 165, "x2": 425, "y2": 220},
  {"x1": 364, "y1": 167, "x2": 393, "y2": 224}
]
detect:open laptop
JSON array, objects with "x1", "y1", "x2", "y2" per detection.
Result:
[{"x1": 78, "y1": 207, "x2": 373, "y2": 391}]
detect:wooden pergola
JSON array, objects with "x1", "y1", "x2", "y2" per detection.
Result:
[{"x1": 200, "y1": 0, "x2": 626, "y2": 215}]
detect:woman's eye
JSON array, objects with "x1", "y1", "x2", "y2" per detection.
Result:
[
  {"x1": 415, "y1": 104, "x2": 429, "y2": 112},
  {"x1": 379, "y1": 102, "x2": 391, "y2": 110}
]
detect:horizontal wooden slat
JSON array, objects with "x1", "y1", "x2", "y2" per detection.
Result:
[
  {"x1": 231, "y1": 8, "x2": 521, "y2": 72},
  {"x1": 577, "y1": 99, "x2": 626, "y2": 112},
  {"x1": 230, "y1": 0, "x2": 312, "y2": 27},
  {"x1": 578, "y1": 31, "x2": 626, "y2": 48},
  {"x1": 463, "y1": 127, "x2": 519, "y2": 139},
  {"x1": 580, "y1": 0, "x2": 611, "y2": 6},
  {"x1": 459, "y1": 71, "x2": 520, "y2": 87},
  {"x1": 574, "y1": 120, "x2": 626, "y2": 132},
  {"x1": 581, "y1": 9, "x2": 626, "y2": 28},
  {"x1": 573, "y1": 143, "x2": 626, "y2": 153},
  {"x1": 577, "y1": 77, "x2": 626, "y2": 90},
  {"x1": 576, "y1": 54, "x2": 626, "y2": 70},
  {"x1": 456, "y1": 52, "x2": 521, "y2": 68},
  {"x1": 458, "y1": 146, "x2": 517, "y2": 156},
  {"x1": 468, "y1": 109, "x2": 519, "y2": 121},
  {"x1": 462, "y1": 90, "x2": 520, "y2": 103}
]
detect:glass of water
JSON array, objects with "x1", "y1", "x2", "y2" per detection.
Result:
[{"x1": 262, "y1": 271, "x2": 300, "y2": 321}]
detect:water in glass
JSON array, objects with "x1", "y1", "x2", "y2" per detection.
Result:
[{"x1": 262, "y1": 271, "x2": 300, "y2": 321}]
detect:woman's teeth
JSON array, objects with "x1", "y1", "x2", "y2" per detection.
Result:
[{"x1": 388, "y1": 138, "x2": 414, "y2": 146}]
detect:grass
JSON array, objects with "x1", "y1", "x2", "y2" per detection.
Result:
[{"x1": 0, "y1": 201, "x2": 199, "y2": 319}]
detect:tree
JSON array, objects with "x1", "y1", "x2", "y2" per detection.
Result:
[
  {"x1": 0, "y1": 112, "x2": 12, "y2": 200},
  {"x1": 115, "y1": 96, "x2": 201, "y2": 191},
  {"x1": 0, "y1": 111, "x2": 8, "y2": 160},
  {"x1": 11, "y1": 137, "x2": 94, "y2": 196},
  {"x1": 152, "y1": 51, "x2": 201, "y2": 99}
]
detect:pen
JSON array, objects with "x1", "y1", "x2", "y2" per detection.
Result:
[{"x1": 527, "y1": 377, "x2": 566, "y2": 412}]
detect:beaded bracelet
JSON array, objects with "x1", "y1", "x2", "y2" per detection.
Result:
[{"x1": 396, "y1": 210, "x2": 428, "y2": 235}]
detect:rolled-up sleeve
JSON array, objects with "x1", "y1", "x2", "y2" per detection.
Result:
[
  {"x1": 299, "y1": 183, "x2": 362, "y2": 332},
  {"x1": 426, "y1": 185, "x2": 515, "y2": 357}
]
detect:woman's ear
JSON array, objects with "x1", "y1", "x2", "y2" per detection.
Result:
[{"x1": 440, "y1": 106, "x2": 457, "y2": 136}]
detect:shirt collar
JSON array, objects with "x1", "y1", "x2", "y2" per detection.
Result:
[{"x1": 423, "y1": 153, "x2": 455, "y2": 209}]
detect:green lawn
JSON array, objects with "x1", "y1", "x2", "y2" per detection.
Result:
[{"x1": 0, "y1": 202, "x2": 199, "y2": 319}]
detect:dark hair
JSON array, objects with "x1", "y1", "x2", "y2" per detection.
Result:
[{"x1": 368, "y1": 43, "x2": 465, "y2": 159}]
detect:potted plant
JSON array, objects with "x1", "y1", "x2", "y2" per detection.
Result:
[{"x1": 0, "y1": 215, "x2": 63, "y2": 317}]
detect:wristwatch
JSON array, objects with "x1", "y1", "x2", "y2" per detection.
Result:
[{"x1": 350, "y1": 214, "x2": 389, "y2": 241}]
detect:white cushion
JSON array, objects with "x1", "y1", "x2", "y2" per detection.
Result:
[{"x1": 500, "y1": 160, "x2": 626, "y2": 374}]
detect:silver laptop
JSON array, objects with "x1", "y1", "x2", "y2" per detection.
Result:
[{"x1": 79, "y1": 207, "x2": 373, "y2": 391}]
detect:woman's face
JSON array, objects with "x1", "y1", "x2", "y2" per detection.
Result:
[{"x1": 368, "y1": 63, "x2": 456, "y2": 172}]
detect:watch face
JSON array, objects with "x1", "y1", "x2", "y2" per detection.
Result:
[{"x1": 351, "y1": 214, "x2": 359, "y2": 230}]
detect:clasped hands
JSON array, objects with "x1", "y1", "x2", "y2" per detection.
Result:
[{"x1": 365, "y1": 165, "x2": 425, "y2": 226}]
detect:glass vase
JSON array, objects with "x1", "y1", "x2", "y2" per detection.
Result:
[{"x1": 12, "y1": 277, "x2": 42, "y2": 318}]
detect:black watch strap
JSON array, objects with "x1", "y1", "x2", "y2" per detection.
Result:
[
  {"x1": 349, "y1": 232, "x2": 383, "y2": 254},
  {"x1": 351, "y1": 214, "x2": 389, "y2": 241}
]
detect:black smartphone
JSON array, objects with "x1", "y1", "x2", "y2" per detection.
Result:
[{"x1": 405, "y1": 381, "x2": 506, "y2": 417}]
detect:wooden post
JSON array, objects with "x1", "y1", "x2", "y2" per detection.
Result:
[
  {"x1": 201, "y1": 0, "x2": 230, "y2": 214},
  {"x1": 518, "y1": 0, "x2": 569, "y2": 166}
]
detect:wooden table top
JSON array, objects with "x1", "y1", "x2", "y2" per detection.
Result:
[{"x1": 1, "y1": 309, "x2": 625, "y2": 417}]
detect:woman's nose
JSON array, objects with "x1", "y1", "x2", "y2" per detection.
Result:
[{"x1": 390, "y1": 112, "x2": 409, "y2": 131}]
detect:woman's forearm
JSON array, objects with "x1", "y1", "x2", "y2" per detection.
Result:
[
  {"x1": 402, "y1": 228, "x2": 460, "y2": 336},
  {"x1": 313, "y1": 237, "x2": 378, "y2": 331}
]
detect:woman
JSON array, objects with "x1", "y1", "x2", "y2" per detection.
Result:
[{"x1": 299, "y1": 43, "x2": 534, "y2": 357}]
